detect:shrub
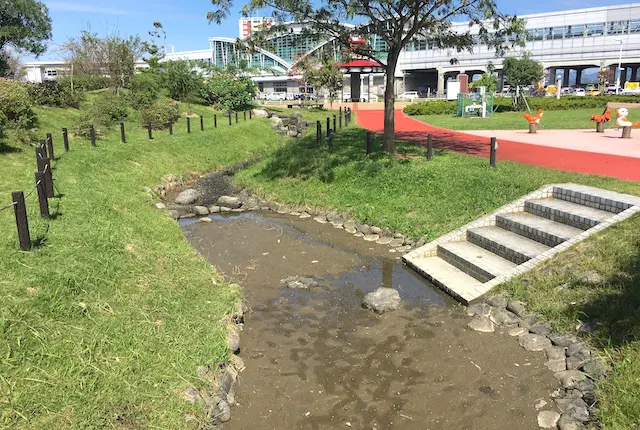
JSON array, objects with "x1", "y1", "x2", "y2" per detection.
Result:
[
  {"x1": 140, "y1": 99, "x2": 180, "y2": 129},
  {"x1": 26, "y1": 81, "x2": 83, "y2": 108},
  {"x1": 127, "y1": 72, "x2": 161, "y2": 109},
  {"x1": 403, "y1": 100, "x2": 456, "y2": 116},
  {"x1": 71, "y1": 112, "x2": 104, "y2": 139},
  {"x1": 92, "y1": 91, "x2": 129, "y2": 125},
  {"x1": 201, "y1": 73, "x2": 257, "y2": 111},
  {"x1": 0, "y1": 79, "x2": 38, "y2": 142},
  {"x1": 59, "y1": 75, "x2": 109, "y2": 92}
]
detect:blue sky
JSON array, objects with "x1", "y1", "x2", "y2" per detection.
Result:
[{"x1": 32, "y1": 0, "x2": 630, "y2": 61}]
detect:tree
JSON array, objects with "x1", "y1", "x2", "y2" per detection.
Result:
[
  {"x1": 502, "y1": 54, "x2": 543, "y2": 110},
  {"x1": 598, "y1": 69, "x2": 614, "y2": 93},
  {"x1": 142, "y1": 22, "x2": 167, "y2": 69},
  {"x1": 299, "y1": 57, "x2": 343, "y2": 106},
  {"x1": 208, "y1": 0, "x2": 524, "y2": 153},
  {"x1": 0, "y1": 0, "x2": 52, "y2": 77},
  {"x1": 164, "y1": 60, "x2": 203, "y2": 103},
  {"x1": 0, "y1": 49, "x2": 27, "y2": 80},
  {"x1": 469, "y1": 73, "x2": 497, "y2": 93}
]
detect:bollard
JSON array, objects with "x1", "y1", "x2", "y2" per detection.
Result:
[
  {"x1": 228, "y1": 113, "x2": 232, "y2": 126},
  {"x1": 200, "y1": 115, "x2": 204, "y2": 131},
  {"x1": 37, "y1": 157, "x2": 54, "y2": 198},
  {"x1": 596, "y1": 122, "x2": 604, "y2": 133},
  {"x1": 426, "y1": 133, "x2": 433, "y2": 160},
  {"x1": 528, "y1": 123, "x2": 537, "y2": 134},
  {"x1": 187, "y1": 117, "x2": 191, "y2": 133},
  {"x1": 46, "y1": 133, "x2": 55, "y2": 160},
  {"x1": 366, "y1": 131, "x2": 372, "y2": 154},
  {"x1": 169, "y1": 121, "x2": 173, "y2": 135},
  {"x1": 34, "y1": 172, "x2": 49, "y2": 218},
  {"x1": 249, "y1": 110, "x2": 252, "y2": 119},
  {"x1": 339, "y1": 110, "x2": 343, "y2": 129},
  {"x1": 622, "y1": 126, "x2": 632, "y2": 139},
  {"x1": 35, "y1": 146, "x2": 46, "y2": 163},
  {"x1": 490, "y1": 137, "x2": 497, "y2": 168},
  {"x1": 62, "y1": 127, "x2": 69, "y2": 151},
  {"x1": 12, "y1": 191, "x2": 31, "y2": 251},
  {"x1": 235, "y1": 112, "x2": 238, "y2": 124},
  {"x1": 243, "y1": 111, "x2": 247, "y2": 121},
  {"x1": 214, "y1": 114, "x2": 217, "y2": 128},
  {"x1": 120, "y1": 122, "x2": 126, "y2": 144},
  {"x1": 333, "y1": 115, "x2": 337, "y2": 132},
  {"x1": 326, "y1": 117, "x2": 330, "y2": 138},
  {"x1": 147, "y1": 123, "x2": 153, "y2": 139},
  {"x1": 39, "y1": 139, "x2": 48, "y2": 158},
  {"x1": 90, "y1": 125, "x2": 96, "y2": 147},
  {"x1": 316, "y1": 121, "x2": 321, "y2": 145}
]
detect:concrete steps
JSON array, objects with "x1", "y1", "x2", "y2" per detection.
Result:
[{"x1": 404, "y1": 183, "x2": 640, "y2": 304}]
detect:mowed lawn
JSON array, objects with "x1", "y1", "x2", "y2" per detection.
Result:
[
  {"x1": 237, "y1": 126, "x2": 640, "y2": 429},
  {"x1": 413, "y1": 107, "x2": 640, "y2": 131},
  {"x1": 0, "y1": 102, "x2": 295, "y2": 427}
]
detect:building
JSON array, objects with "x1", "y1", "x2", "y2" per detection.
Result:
[{"x1": 239, "y1": 17, "x2": 274, "y2": 39}]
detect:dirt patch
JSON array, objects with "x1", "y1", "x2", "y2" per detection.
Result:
[{"x1": 183, "y1": 211, "x2": 557, "y2": 429}]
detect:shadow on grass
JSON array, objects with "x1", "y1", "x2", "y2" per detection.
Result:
[{"x1": 0, "y1": 141, "x2": 23, "y2": 154}]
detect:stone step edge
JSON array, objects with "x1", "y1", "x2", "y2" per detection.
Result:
[
  {"x1": 437, "y1": 244, "x2": 497, "y2": 283},
  {"x1": 466, "y1": 229, "x2": 533, "y2": 265},
  {"x1": 524, "y1": 200, "x2": 602, "y2": 231},
  {"x1": 553, "y1": 184, "x2": 640, "y2": 214},
  {"x1": 495, "y1": 215, "x2": 568, "y2": 248}
]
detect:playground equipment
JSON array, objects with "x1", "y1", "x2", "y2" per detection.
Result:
[
  {"x1": 616, "y1": 108, "x2": 640, "y2": 139},
  {"x1": 455, "y1": 86, "x2": 494, "y2": 118},
  {"x1": 523, "y1": 109, "x2": 544, "y2": 133},
  {"x1": 590, "y1": 108, "x2": 611, "y2": 133}
]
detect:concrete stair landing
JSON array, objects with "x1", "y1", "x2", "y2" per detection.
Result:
[{"x1": 403, "y1": 184, "x2": 640, "y2": 304}]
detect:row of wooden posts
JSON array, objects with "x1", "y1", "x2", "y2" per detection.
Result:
[
  {"x1": 5, "y1": 110, "x2": 255, "y2": 251},
  {"x1": 316, "y1": 107, "x2": 353, "y2": 145}
]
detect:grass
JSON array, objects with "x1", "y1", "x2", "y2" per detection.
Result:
[
  {"x1": 236, "y1": 126, "x2": 640, "y2": 429},
  {"x1": 0, "y1": 101, "x2": 315, "y2": 427},
  {"x1": 413, "y1": 107, "x2": 640, "y2": 131}
]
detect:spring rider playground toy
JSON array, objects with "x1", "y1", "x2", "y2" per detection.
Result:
[
  {"x1": 524, "y1": 109, "x2": 544, "y2": 134},
  {"x1": 590, "y1": 108, "x2": 611, "y2": 133},
  {"x1": 616, "y1": 108, "x2": 640, "y2": 139}
]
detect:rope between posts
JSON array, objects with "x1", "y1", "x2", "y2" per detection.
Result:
[
  {"x1": 24, "y1": 181, "x2": 41, "y2": 200},
  {"x1": 0, "y1": 202, "x2": 17, "y2": 212}
]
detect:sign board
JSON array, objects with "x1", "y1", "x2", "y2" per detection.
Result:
[{"x1": 625, "y1": 81, "x2": 639, "y2": 89}]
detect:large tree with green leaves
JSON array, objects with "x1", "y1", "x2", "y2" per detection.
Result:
[
  {"x1": 299, "y1": 57, "x2": 343, "y2": 107},
  {"x1": 502, "y1": 53, "x2": 543, "y2": 109},
  {"x1": 0, "y1": 0, "x2": 52, "y2": 77},
  {"x1": 208, "y1": 0, "x2": 524, "y2": 153}
]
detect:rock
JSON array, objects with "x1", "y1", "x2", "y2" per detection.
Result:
[
  {"x1": 217, "y1": 196, "x2": 242, "y2": 209},
  {"x1": 183, "y1": 385, "x2": 201, "y2": 403},
  {"x1": 180, "y1": 213, "x2": 195, "y2": 219},
  {"x1": 537, "y1": 411, "x2": 561, "y2": 429},
  {"x1": 208, "y1": 205, "x2": 221, "y2": 213},
  {"x1": 545, "y1": 358, "x2": 567, "y2": 372},
  {"x1": 415, "y1": 239, "x2": 426, "y2": 248},
  {"x1": 558, "y1": 417, "x2": 585, "y2": 430},
  {"x1": 535, "y1": 399, "x2": 548, "y2": 410},
  {"x1": 529, "y1": 323, "x2": 553, "y2": 336},
  {"x1": 167, "y1": 210, "x2": 180, "y2": 219},
  {"x1": 545, "y1": 346, "x2": 567, "y2": 360},
  {"x1": 519, "y1": 313, "x2": 542, "y2": 328},
  {"x1": 193, "y1": 205, "x2": 209, "y2": 215},
  {"x1": 314, "y1": 216, "x2": 327, "y2": 224},
  {"x1": 299, "y1": 212, "x2": 311, "y2": 219},
  {"x1": 356, "y1": 224, "x2": 371, "y2": 234},
  {"x1": 331, "y1": 221, "x2": 344, "y2": 229},
  {"x1": 198, "y1": 217, "x2": 212, "y2": 223},
  {"x1": 376, "y1": 236, "x2": 393, "y2": 245},
  {"x1": 231, "y1": 208, "x2": 246, "y2": 213},
  {"x1": 582, "y1": 358, "x2": 609, "y2": 378},
  {"x1": 548, "y1": 333, "x2": 579, "y2": 347},
  {"x1": 554, "y1": 370, "x2": 587, "y2": 388},
  {"x1": 396, "y1": 246, "x2": 412, "y2": 253},
  {"x1": 579, "y1": 271, "x2": 603, "y2": 286},
  {"x1": 354, "y1": 232, "x2": 364, "y2": 238},
  {"x1": 567, "y1": 343, "x2": 591, "y2": 361},
  {"x1": 154, "y1": 202, "x2": 166, "y2": 209},
  {"x1": 556, "y1": 397, "x2": 589, "y2": 422},
  {"x1": 362, "y1": 287, "x2": 401, "y2": 313},
  {"x1": 229, "y1": 355, "x2": 245, "y2": 372},
  {"x1": 213, "y1": 399, "x2": 231, "y2": 423},
  {"x1": 345, "y1": 227, "x2": 357, "y2": 234},
  {"x1": 467, "y1": 316, "x2": 495, "y2": 333},
  {"x1": 519, "y1": 333, "x2": 552, "y2": 351},
  {"x1": 343, "y1": 220, "x2": 356, "y2": 230},
  {"x1": 227, "y1": 327, "x2": 240, "y2": 353},
  {"x1": 466, "y1": 303, "x2": 492, "y2": 317},
  {"x1": 363, "y1": 234, "x2": 380, "y2": 242},
  {"x1": 485, "y1": 295, "x2": 508, "y2": 308},
  {"x1": 270, "y1": 116, "x2": 283, "y2": 128},
  {"x1": 389, "y1": 238, "x2": 405, "y2": 247},
  {"x1": 287, "y1": 129, "x2": 299, "y2": 137},
  {"x1": 370, "y1": 226, "x2": 382, "y2": 234},
  {"x1": 490, "y1": 307, "x2": 520, "y2": 326},
  {"x1": 220, "y1": 206, "x2": 232, "y2": 212},
  {"x1": 175, "y1": 189, "x2": 199, "y2": 205},
  {"x1": 506, "y1": 300, "x2": 526, "y2": 316},
  {"x1": 218, "y1": 366, "x2": 237, "y2": 397},
  {"x1": 325, "y1": 211, "x2": 340, "y2": 222},
  {"x1": 280, "y1": 276, "x2": 319, "y2": 289},
  {"x1": 509, "y1": 327, "x2": 527, "y2": 337},
  {"x1": 252, "y1": 109, "x2": 269, "y2": 118},
  {"x1": 576, "y1": 320, "x2": 597, "y2": 335}
]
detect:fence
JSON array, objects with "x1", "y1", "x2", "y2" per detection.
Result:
[{"x1": 0, "y1": 109, "x2": 256, "y2": 251}]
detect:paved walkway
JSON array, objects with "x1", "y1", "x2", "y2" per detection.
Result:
[{"x1": 355, "y1": 109, "x2": 640, "y2": 181}]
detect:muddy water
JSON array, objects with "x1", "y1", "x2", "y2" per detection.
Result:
[{"x1": 183, "y1": 212, "x2": 557, "y2": 430}]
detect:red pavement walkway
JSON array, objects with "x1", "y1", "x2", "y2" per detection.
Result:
[{"x1": 355, "y1": 109, "x2": 640, "y2": 181}]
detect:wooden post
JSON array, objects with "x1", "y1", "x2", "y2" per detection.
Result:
[
  {"x1": 490, "y1": 137, "x2": 497, "y2": 168},
  {"x1": 366, "y1": 131, "x2": 372, "y2": 154},
  {"x1": 596, "y1": 122, "x2": 605, "y2": 133},
  {"x1": 35, "y1": 146, "x2": 46, "y2": 164},
  {"x1": 39, "y1": 140, "x2": 48, "y2": 158},
  {"x1": 235, "y1": 112, "x2": 238, "y2": 124},
  {"x1": 316, "y1": 120, "x2": 321, "y2": 145},
  {"x1": 326, "y1": 117, "x2": 331, "y2": 138},
  {"x1": 147, "y1": 123, "x2": 153, "y2": 139},
  {"x1": 426, "y1": 133, "x2": 433, "y2": 160},
  {"x1": 90, "y1": 125, "x2": 96, "y2": 147},
  {"x1": 62, "y1": 127, "x2": 69, "y2": 151},
  {"x1": 249, "y1": 110, "x2": 252, "y2": 119},
  {"x1": 12, "y1": 191, "x2": 31, "y2": 251},
  {"x1": 200, "y1": 115, "x2": 204, "y2": 131},
  {"x1": 35, "y1": 172, "x2": 49, "y2": 218},
  {"x1": 622, "y1": 126, "x2": 632, "y2": 139},
  {"x1": 528, "y1": 123, "x2": 537, "y2": 134},
  {"x1": 228, "y1": 113, "x2": 232, "y2": 126},
  {"x1": 38, "y1": 157, "x2": 54, "y2": 198},
  {"x1": 187, "y1": 117, "x2": 191, "y2": 133},
  {"x1": 214, "y1": 114, "x2": 217, "y2": 128},
  {"x1": 243, "y1": 111, "x2": 247, "y2": 121},
  {"x1": 333, "y1": 115, "x2": 337, "y2": 132},
  {"x1": 169, "y1": 121, "x2": 173, "y2": 135},
  {"x1": 339, "y1": 109, "x2": 343, "y2": 128},
  {"x1": 120, "y1": 122, "x2": 126, "y2": 144},
  {"x1": 46, "y1": 133, "x2": 55, "y2": 160}
]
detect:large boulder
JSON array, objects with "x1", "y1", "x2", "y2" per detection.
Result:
[
  {"x1": 175, "y1": 188, "x2": 199, "y2": 205},
  {"x1": 252, "y1": 109, "x2": 270, "y2": 118},
  {"x1": 362, "y1": 287, "x2": 401, "y2": 313},
  {"x1": 217, "y1": 196, "x2": 242, "y2": 209}
]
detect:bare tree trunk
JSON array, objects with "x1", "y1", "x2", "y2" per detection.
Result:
[{"x1": 383, "y1": 50, "x2": 400, "y2": 153}]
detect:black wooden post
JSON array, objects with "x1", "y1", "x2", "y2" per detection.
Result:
[
  {"x1": 169, "y1": 121, "x2": 173, "y2": 135},
  {"x1": 339, "y1": 108, "x2": 343, "y2": 129},
  {"x1": 243, "y1": 111, "x2": 247, "y2": 121},
  {"x1": 147, "y1": 124, "x2": 153, "y2": 139},
  {"x1": 366, "y1": 131, "x2": 372, "y2": 155},
  {"x1": 46, "y1": 133, "x2": 55, "y2": 160},
  {"x1": 187, "y1": 117, "x2": 191, "y2": 133},
  {"x1": 490, "y1": 137, "x2": 497, "y2": 168},
  {"x1": 316, "y1": 120, "x2": 321, "y2": 145},
  {"x1": 214, "y1": 114, "x2": 217, "y2": 128},
  {"x1": 40, "y1": 158, "x2": 54, "y2": 198},
  {"x1": 35, "y1": 146, "x2": 46, "y2": 164},
  {"x1": 62, "y1": 127, "x2": 69, "y2": 152},
  {"x1": 426, "y1": 133, "x2": 433, "y2": 160},
  {"x1": 249, "y1": 110, "x2": 252, "y2": 119},
  {"x1": 200, "y1": 115, "x2": 204, "y2": 131},
  {"x1": 235, "y1": 111, "x2": 238, "y2": 124},
  {"x1": 333, "y1": 115, "x2": 337, "y2": 132},
  {"x1": 12, "y1": 191, "x2": 31, "y2": 251},
  {"x1": 228, "y1": 113, "x2": 232, "y2": 126},
  {"x1": 326, "y1": 117, "x2": 331, "y2": 138},
  {"x1": 39, "y1": 140, "x2": 48, "y2": 158},
  {"x1": 120, "y1": 122, "x2": 126, "y2": 144},
  {"x1": 34, "y1": 172, "x2": 49, "y2": 218},
  {"x1": 90, "y1": 125, "x2": 96, "y2": 147}
]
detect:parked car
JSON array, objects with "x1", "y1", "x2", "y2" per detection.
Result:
[
  {"x1": 587, "y1": 88, "x2": 601, "y2": 96},
  {"x1": 265, "y1": 92, "x2": 286, "y2": 101},
  {"x1": 561, "y1": 87, "x2": 574, "y2": 95},
  {"x1": 397, "y1": 91, "x2": 419, "y2": 101},
  {"x1": 574, "y1": 88, "x2": 586, "y2": 97}
]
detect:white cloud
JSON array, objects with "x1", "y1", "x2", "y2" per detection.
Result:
[{"x1": 46, "y1": 1, "x2": 130, "y2": 15}]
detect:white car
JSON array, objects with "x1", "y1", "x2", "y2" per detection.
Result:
[
  {"x1": 397, "y1": 91, "x2": 419, "y2": 101},
  {"x1": 265, "y1": 92, "x2": 286, "y2": 101},
  {"x1": 574, "y1": 88, "x2": 586, "y2": 97}
]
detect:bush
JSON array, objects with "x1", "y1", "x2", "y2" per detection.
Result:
[
  {"x1": 0, "y1": 79, "x2": 38, "y2": 142},
  {"x1": 403, "y1": 100, "x2": 456, "y2": 116},
  {"x1": 26, "y1": 81, "x2": 83, "y2": 108},
  {"x1": 140, "y1": 99, "x2": 180, "y2": 129},
  {"x1": 200, "y1": 73, "x2": 256, "y2": 111},
  {"x1": 127, "y1": 72, "x2": 161, "y2": 109},
  {"x1": 71, "y1": 91, "x2": 129, "y2": 139},
  {"x1": 59, "y1": 75, "x2": 109, "y2": 92}
]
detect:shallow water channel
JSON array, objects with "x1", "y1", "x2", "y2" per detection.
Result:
[{"x1": 182, "y1": 211, "x2": 556, "y2": 430}]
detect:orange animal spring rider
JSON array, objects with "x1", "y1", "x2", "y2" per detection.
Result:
[
  {"x1": 523, "y1": 109, "x2": 543, "y2": 133},
  {"x1": 591, "y1": 108, "x2": 611, "y2": 133}
]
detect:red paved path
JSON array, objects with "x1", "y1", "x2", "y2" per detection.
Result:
[{"x1": 355, "y1": 109, "x2": 640, "y2": 181}]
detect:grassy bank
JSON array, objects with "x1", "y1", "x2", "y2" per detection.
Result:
[
  {"x1": 413, "y1": 107, "x2": 640, "y2": 131},
  {"x1": 236, "y1": 126, "x2": 640, "y2": 429},
  {"x1": 0, "y1": 103, "x2": 290, "y2": 427}
]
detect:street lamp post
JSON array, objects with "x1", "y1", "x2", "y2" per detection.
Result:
[{"x1": 616, "y1": 39, "x2": 623, "y2": 95}]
